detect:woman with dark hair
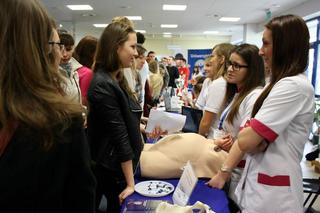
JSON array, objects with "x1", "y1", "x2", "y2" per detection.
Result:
[
  {"x1": 0, "y1": 0, "x2": 96, "y2": 212},
  {"x1": 207, "y1": 44, "x2": 265, "y2": 210},
  {"x1": 208, "y1": 15, "x2": 314, "y2": 213},
  {"x1": 74, "y1": 35, "x2": 98, "y2": 106},
  {"x1": 87, "y1": 22, "x2": 142, "y2": 213}
]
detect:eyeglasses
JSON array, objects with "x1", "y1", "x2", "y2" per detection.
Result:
[
  {"x1": 48, "y1": 41, "x2": 65, "y2": 51},
  {"x1": 226, "y1": 61, "x2": 248, "y2": 71}
]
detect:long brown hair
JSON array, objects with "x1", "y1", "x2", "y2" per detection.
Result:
[
  {"x1": 222, "y1": 44, "x2": 265, "y2": 124},
  {"x1": 252, "y1": 14, "x2": 310, "y2": 117},
  {"x1": 73, "y1": 36, "x2": 98, "y2": 68},
  {"x1": 0, "y1": 0, "x2": 82, "y2": 153},
  {"x1": 94, "y1": 22, "x2": 137, "y2": 99}
]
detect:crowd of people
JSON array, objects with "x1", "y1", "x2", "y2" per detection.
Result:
[{"x1": 0, "y1": 0, "x2": 315, "y2": 213}]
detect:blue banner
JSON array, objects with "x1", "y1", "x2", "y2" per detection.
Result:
[{"x1": 187, "y1": 49, "x2": 212, "y2": 78}]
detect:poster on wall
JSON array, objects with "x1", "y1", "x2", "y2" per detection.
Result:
[{"x1": 187, "y1": 49, "x2": 212, "y2": 78}]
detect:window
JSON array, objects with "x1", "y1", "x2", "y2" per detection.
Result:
[{"x1": 306, "y1": 17, "x2": 320, "y2": 97}]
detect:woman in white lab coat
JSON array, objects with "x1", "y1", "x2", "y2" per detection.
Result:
[{"x1": 207, "y1": 14, "x2": 315, "y2": 213}]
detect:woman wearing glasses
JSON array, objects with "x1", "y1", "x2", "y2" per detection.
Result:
[
  {"x1": 0, "y1": 0, "x2": 96, "y2": 212},
  {"x1": 208, "y1": 15, "x2": 314, "y2": 213},
  {"x1": 207, "y1": 44, "x2": 265, "y2": 211}
]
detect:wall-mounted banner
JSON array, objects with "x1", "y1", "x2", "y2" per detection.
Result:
[{"x1": 187, "y1": 49, "x2": 212, "y2": 78}]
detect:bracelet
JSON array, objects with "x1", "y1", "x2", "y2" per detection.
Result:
[{"x1": 220, "y1": 165, "x2": 233, "y2": 173}]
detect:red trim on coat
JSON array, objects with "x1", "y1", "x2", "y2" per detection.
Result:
[
  {"x1": 237, "y1": 160, "x2": 246, "y2": 168},
  {"x1": 257, "y1": 173, "x2": 290, "y2": 186},
  {"x1": 250, "y1": 119, "x2": 278, "y2": 143}
]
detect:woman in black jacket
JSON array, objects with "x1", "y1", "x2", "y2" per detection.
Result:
[{"x1": 87, "y1": 22, "x2": 143, "y2": 213}]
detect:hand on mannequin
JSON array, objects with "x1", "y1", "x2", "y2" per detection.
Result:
[
  {"x1": 206, "y1": 171, "x2": 231, "y2": 189},
  {"x1": 147, "y1": 126, "x2": 168, "y2": 139},
  {"x1": 214, "y1": 134, "x2": 233, "y2": 152}
]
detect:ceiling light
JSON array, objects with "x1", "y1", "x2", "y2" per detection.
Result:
[
  {"x1": 93, "y1": 24, "x2": 108, "y2": 28},
  {"x1": 67, "y1": 5, "x2": 93, "y2": 11},
  {"x1": 163, "y1": 32, "x2": 172, "y2": 35},
  {"x1": 136, "y1": 30, "x2": 146, "y2": 33},
  {"x1": 161, "y1": 24, "x2": 178, "y2": 28},
  {"x1": 162, "y1": 4, "x2": 187, "y2": 11},
  {"x1": 59, "y1": 24, "x2": 63, "y2": 28},
  {"x1": 203, "y1": 31, "x2": 219, "y2": 34},
  {"x1": 126, "y1": 16, "x2": 142, "y2": 21},
  {"x1": 219, "y1": 17, "x2": 240, "y2": 22},
  {"x1": 163, "y1": 34, "x2": 172, "y2": 38}
]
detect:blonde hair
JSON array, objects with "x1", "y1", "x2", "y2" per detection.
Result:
[
  {"x1": 212, "y1": 43, "x2": 234, "y2": 80},
  {"x1": 149, "y1": 60, "x2": 159, "y2": 74},
  {"x1": 112, "y1": 16, "x2": 134, "y2": 28}
]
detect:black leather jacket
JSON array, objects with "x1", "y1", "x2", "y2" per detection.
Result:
[{"x1": 87, "y1": 69, "x2": 143, "y2": 175}]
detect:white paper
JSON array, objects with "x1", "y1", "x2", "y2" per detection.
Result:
[
  {"x1": 173, "y1": 161, "x2": 198, "y2": 206},
  {"x1": 145, "y1": 109, "x2": 186, "y2": 134}
]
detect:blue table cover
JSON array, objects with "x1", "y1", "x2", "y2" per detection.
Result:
[{"x1": 121, "y1": 177, "x2": 230, "y2": 213}]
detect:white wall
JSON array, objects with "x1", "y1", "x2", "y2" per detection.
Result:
[
  {"x1": 143, "y1": 35, "x2": 230, "y2": 58},
  {"x1": 230, "y1": 0, "x2": 320, "y2": 49}
]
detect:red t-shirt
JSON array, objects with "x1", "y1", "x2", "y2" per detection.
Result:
[{"x1": 178, "y1": 66, "x2": 190, "y2": 88}]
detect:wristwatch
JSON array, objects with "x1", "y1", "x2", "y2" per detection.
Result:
[{"x1": 220, "y1": 165, "x2": 233, "y2": 173}]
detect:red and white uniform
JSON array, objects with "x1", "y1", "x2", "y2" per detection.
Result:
[
  {"x1": 221, "y1": 88, "x2": 263, "y2": 203},
  {"x1": 195, "y1": 78, "x2": 213, "y2": 110},
  {"x1": 235, "y1": 74, "x2": 315, "y2": 213},
  {"x1": 200, "y1": 77, "x2": 227, "y2": 138}
]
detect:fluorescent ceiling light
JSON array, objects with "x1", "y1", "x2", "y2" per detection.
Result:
[
  {"x1": 163, "y1": 34, "x2": 172, "y2": 38},
  {"x1": 219, "y1": 17, "x2": 240, "y2": 22},
  {"x1": 163, "y1": 32, "x2": 172, "y2": 35},
  {"x1": 163, "y1": 4, "x2": 187, "y2": 11},
  {"x1": 161, "y1": 24, "x2": 178, "y2": 28},
  {"x1": 93, "y1": 24, "x2": 108, "y2": 28},
  {"x1": 67, "y1": 5, "x2": 93, "y2": 11},
  {"x1": 136, "y1": 30, "x2": 146, "y2": 33},
  {"x1": 203, "y1": 31, "x2": 219, "y2": 34},
  {"x1": 126, "y1": 16, "x2": 142, "y2": 20}
]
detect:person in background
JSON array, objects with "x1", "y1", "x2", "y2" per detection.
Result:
[
  {"x1": 183, "y1": 76, "x2": 206, "y2": 108},
  {"x1": 195, "y1": 56, "x2": 214, "y2": 109},
  {"x1": 0, "y1": 0, "x2": 96, "y2": 212},
  {"x1": 159, "y1": 62, "x2": 170, "y2": 97},
  {"x1": 176, "y1": 56, "x2": 190, "y2": 89},
  {"x1": 58, "y1": 31, "x2": 82, "y2": 103},
  {"x1": 161, "y1": 57, "x2": 169, "y2": 66},
  {"x1": 148, "y1": 60, "x2": 164, "y2": 103},
  {"x1": 167, "y1": 56, "x2": 180, "y2": 88},
  {"x1": 198, "y1": 43, "x2": 234, "y2": 138},
  {"x1": 136, "y1": 32, "x2": 150, "y2": 108},
  {"x1": 133, "y1": 44, "x2": 147, "y2": 105},
  {"x1": 146, "y1": 51, "x2": 156, "y2": 63},
  {"x1": 73, "y1": 35, "x2": 98, "y2": 106},
  {"x1": 87, "y1": 22, "x2": 143, "y2": 213},
  {"x1": 207, "y1": 15, "x2": 314, "y2": 213},
  {"x1": 191, "y1": 65, "x2": 202, "y2": 80}
]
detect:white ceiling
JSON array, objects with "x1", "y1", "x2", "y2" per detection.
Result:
[{"x1": 42, "y1": 0, "x2": 310, "y2": 39}]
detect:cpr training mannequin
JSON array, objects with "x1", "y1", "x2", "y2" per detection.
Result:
[{"x1": 140, "y1": 133, "x2": 228, "y2": 178}]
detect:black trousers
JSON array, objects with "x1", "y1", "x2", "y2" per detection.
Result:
[{"x1": 94, "y1": 165, "x2": 126, "y2": 213}]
